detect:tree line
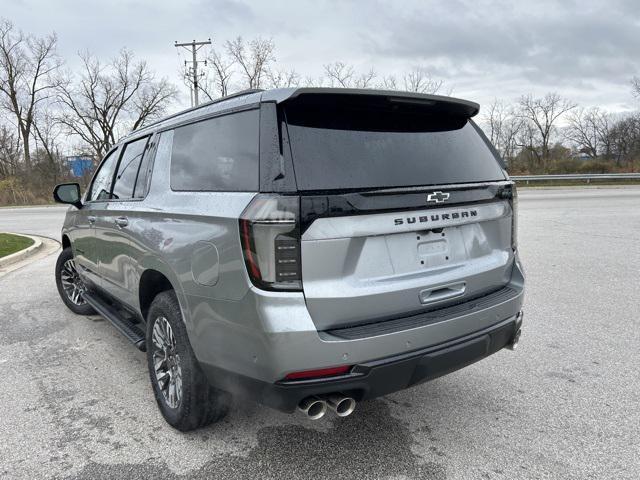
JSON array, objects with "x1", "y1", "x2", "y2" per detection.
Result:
[
  {"x1": 0, "y1": 19, "x2": 178, "y2": 204},
  {"x1": 194, "y1": 36, "x2": 445, "y2": 97},
  {"x1": 1, "y1": 19, "x2": 638, "y2": 205},
  {"x1": 483, "y1": 92, "x2": 640, "y2": 174}
]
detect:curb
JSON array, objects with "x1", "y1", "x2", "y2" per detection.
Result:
[{"x1": 0, "y1": 233, "x2": 44, "y2": 268}]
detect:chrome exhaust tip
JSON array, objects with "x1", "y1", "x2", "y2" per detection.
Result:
[
  {"x1": 326, "y1": 394, "x2": 357, "y2": 417},
  {"x1": 507, "y1": 311, "x2": 523, "y2": 351},
  {"x1": 507, "y1": 327, "x2": 522, "y2": 351},
  {"x1": 298, "y1": 397, "x2": 327, "y2": 420}
]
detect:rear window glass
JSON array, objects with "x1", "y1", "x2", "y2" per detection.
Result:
[
  {"x1": 133, "y1": 138, "x2": 154, "y2": 198},
  {"x1": 284, "y1": 97, "x2": 505, "y2": 191},
  {"x1": 170, "y1": 110, "x2": 259, "y2": 191}
]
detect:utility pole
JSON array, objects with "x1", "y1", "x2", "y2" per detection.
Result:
[{"x1": 175, "y1": 38, "x2": 211, "y2": 107}]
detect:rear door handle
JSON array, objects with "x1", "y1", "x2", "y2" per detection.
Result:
[
  {"x1": 87, "y1": 215, "x2": 96, "y2": 224},
  {"x1": 419, "y1": 282, "x2": 466, "y2": 305},
  {"x1": 115, "y1": 217, "x2": 129, "y2": 228}
]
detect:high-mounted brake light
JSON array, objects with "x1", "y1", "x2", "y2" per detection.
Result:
[
  {"x1": 239, "y1": 194, "x2": 302, "y2": 291},
  {"x1": 283, "y1": 365, "x2": 352, "y2": 381}
]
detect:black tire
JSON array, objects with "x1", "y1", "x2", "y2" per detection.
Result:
[
  {"x1": 146, "y1": 291, "x2": 229, "y2": 431},
  {"x1": 55, "y1": 247, "x2": 96, "y2": 315}
]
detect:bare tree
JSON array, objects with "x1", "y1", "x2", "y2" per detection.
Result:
[
  {"x1": 324, "y1": 61, "x2": 355, "y2": 87},
  {"x1": 32, "y1": 110, "x2": 61, "y2": 165},
  {"x1": 353, "y1": 68, "x2": 376, "y2": 88},
  {"x1": 484, "y1": 99, "x2": 508, "y2": 148},
  {"x1": 379, "y1": 75, "x2": 398, "y2": 90},
  {"x1": 201, "y1": 48, "x2": 235, "y2": 99},
  {"x1": 515, "y1": 119, "x2": 542, "y2": 169},
  {"x1": 403, "y1": 67, "x2": 443, "y2": 94},
  {"x1": 324, "y1": 62, "x2": 377, "y2": 88},
  {"x1": 482, "y1": 99, "x2": 522, "y2": 165},
  {"x1": 0, "y1": 19, "x2": 62, "y2": 170},
  {"x1": 130, "y1": 77, "x2": 177, "y2": 130},
  {"x1": 517, "y1": 93, "x2": 576, "y2": 165},
  {"x1": 500, "y1": 116, "x2": 524, "y2": 163},
  {"x1": 225, "y1": 37, "x2": 274, "y2": 89},
  {"x1": 266, "y1": 68, "x2": 300, "y2": 88},
  {"x1": 594, "y1": 111, "x2": 614, "y2": 160},
  {"x1": 31, "y1": 109, "x2": 67, "y2": 185},
  {"x1": 57, "y1": 49, "x2": 177, "y2": 159},
  {"x1": 608, "y1": 114, "x2": 640, "y2": 166},
  {"x1": 377, "y1": 68, "x2": 444, "y2": 93},
  {"x1": 0, "y1": 123, "x2": 21, "y2": 177},
  {"x1": 564, "y1": 107, "x2": 610, "y2": 158},
  {"x1": 300, "y1": 75, "x2": 323, "y2": 87}
]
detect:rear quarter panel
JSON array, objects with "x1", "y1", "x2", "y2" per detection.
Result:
[{"x1": 127, "y1": 131, "x2": 258, "y2": 363}]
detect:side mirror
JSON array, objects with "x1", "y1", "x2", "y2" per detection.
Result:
[{"x1": 53, "y1": 183, "x2": 83, "y2": 209}]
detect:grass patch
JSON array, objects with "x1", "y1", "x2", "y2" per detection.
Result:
[{"x1": 0, "y1": 233, "x2": 35, "y2": 259}]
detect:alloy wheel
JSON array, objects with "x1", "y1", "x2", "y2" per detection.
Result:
[
  {"x1": 60, "y1": 259, "x2": 87, "y2": 306},
  {"x1": 151, "y1": 316, "x2": 183, "y2": 409}
]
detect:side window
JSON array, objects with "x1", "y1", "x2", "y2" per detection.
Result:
[
  {"x1": 133, "y1": 137, "x2": 154, "y2": 198},
  {"x1": 112, "y1": 136, "x2": 150, "y2": 200},
  {"x1": 170, "y1": 109, "x2": 259, "y2": 191},
  {"x1": 88, "y1": 148, "x2": 119, "y2": 201}
]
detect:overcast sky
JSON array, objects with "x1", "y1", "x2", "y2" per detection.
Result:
[{"x1": 4, "y1": 0, "x2": 639, "y2": 114}]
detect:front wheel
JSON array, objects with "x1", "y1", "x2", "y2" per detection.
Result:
[
  {"x1": 55, "y1": 247, "x2": 95, "y2": 315},
  {"x1": 146, "y1": 291, "x2": 229, "y2": 431}
]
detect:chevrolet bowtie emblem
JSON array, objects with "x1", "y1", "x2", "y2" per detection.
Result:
[{"x1": 426, "y1": 191, "x2": 450, "y2": 204}]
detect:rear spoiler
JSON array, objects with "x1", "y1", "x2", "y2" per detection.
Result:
[{"x1": 261, "y1": 87, "x2": 480, "y2": 118}]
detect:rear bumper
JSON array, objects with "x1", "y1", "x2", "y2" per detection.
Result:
[
  {"x1": 193, "y1": 257, "x2": 524, "y2": 410},
  {"x1": 200, "y1": 312, "x2": 523, "y2": 413}
]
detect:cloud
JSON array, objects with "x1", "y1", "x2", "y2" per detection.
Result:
[
  {"x1": 1, "y1": 0, "x2": 638, "y2": 111},
  {"x1": 361, "y1": 0, "x2": 639, "y2": 99}
]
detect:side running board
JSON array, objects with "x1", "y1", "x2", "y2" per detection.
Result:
[{"x1": 83, "y1": 292, "x2": 146, "y2": 351}]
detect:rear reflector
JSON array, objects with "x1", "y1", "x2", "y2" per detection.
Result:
[{"x1": 284, "y1": 365, "x2": 352, "y2": 381}]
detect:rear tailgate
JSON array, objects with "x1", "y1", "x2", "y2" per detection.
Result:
[
  {"x1": 282, "y1": 91, "x2": 513, "y2": 331},
  {"x1": 299, "y1": 185, "x2": 514, "y2": 330}
]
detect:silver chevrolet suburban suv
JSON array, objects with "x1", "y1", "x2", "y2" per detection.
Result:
[{"x1": 53, "y1": 88, "x2": 524, "y2": 431}]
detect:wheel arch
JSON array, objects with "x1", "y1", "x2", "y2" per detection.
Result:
[
  {"x1": 137, "y1": 255, "x2": 189, "y2": 325},
  {"x1": 139, "y1": 269, "x2": 176, "y2": 321},
  {"x1": 61, "y1": 234, "x2": 71, "y2": 250}
]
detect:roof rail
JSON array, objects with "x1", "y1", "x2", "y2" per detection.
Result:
[{"x1": 135, "y1": 88, "x2": 264, "y2": 132}]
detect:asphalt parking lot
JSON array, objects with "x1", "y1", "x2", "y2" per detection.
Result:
[{"x1": 1, "y1": 187, "x2": 639, "y2": 479}]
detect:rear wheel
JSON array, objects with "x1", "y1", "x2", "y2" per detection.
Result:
[
  {"x1": 55, "y1": 247, "x2": 95, "y2": 315},
  {"x1": 146, "y1": 291, "x2": 229, "y2": 431}
]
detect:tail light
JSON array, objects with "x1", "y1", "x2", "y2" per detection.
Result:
[
  {"x1": 510, "y1": 185, "x2": 518, "y2": 251},
  {"x1": 239, "y1": 194, "x2": 302, "y2": 291},
  {"x1": 500, "y1": 183, "x2": 518, "y2": 251}
]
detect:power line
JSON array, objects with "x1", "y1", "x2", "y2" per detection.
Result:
[{"x1": 174, "y1": 38, "x2": 211, "y2": 107}]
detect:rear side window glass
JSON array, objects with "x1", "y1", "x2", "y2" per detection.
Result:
[
  {"x1": 112, "y1": 136, "x2": 149, "y2": 200},
  {"x1": 284, "y1": 96, "x2": 505, "y2": 191},
  {"x1": 170, "y1": 110, "x2": 259, "y2": 191},
  {"x1": 133, "y1": 137, "x2": 154, "y2": 198},
  {"x1": 88, "y1": 148, "x2": 119, "y2": 201}
]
